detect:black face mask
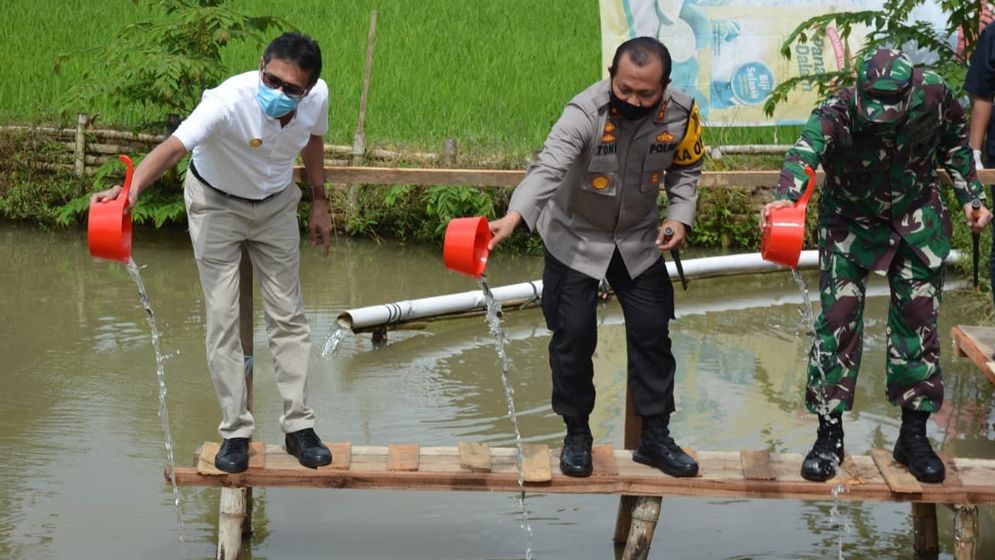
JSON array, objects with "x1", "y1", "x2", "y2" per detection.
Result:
[{"x1": 609, "y1": 88, "x2": 656, "y2": 121}]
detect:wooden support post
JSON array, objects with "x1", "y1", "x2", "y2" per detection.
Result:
[
  {"x1": 952, "y1": 505, "x2": 979, "y2": 560},
  {"x1": 347, "y1": 9, "x2": 378, "y2": 220},
  {"x1": 74, "y1": 113, "x2": 88, "y2": 177},
  {"x1": 620, "y1": 496, "x2": 662, "y2": 560},
  {"x1": 911, "y1": 503, "x2": 939, "y2": 556},
  {"x1": 613, "y1": 387, "x2": 642, "y2": 543},
  {"x1": 216, "y1": 487, "x2": 246, "y2": 560},
  {"x1": 442, "y1": 138, "x2": 458, "y2": 167},
  {"x1": 238, "y1": 246, "x2": 254, "y2": 538},
  {"x1": 216, "y1": 247, "x2": 254, "y2": 559}
]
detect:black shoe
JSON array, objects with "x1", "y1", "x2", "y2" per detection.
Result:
[
  {"x1": 285, "y1": 428, "x2": 332, "y2": 468},
  {"x1": 893, "y1": 409, "x2": 945, "y2": 483},
  {"x1": 559, "y1": 417, "x2": 593, "y2": 478},
  {"x1": 801, "y1": 412, "x2": 844, "y2": 482},
  {"x1": 632, "y1": 414, "x2": 698, "y2": 477},
  {"x1": 215, "y1": 437, "x2": 250, "y2": 473}
]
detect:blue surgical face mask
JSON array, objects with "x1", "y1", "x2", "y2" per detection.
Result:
[{"x1": 257, "y1": 82, "x2": 300, "y2": 118}]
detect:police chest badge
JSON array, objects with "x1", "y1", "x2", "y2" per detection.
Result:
[
  {"x1": 249, "y1": 138, "x2": 263, "y2": 148},
  {"x1": 602, "y1": 115, "x2": 618, "y2": 144},
  {"x1": 591, "y1": 175, "x2": 611, "y2": 190}
]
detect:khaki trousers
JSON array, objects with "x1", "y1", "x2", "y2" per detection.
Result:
[{"x1": 184, "y1": 171, "x2": 315, "y2": 439}]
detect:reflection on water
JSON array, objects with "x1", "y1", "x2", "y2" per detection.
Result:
[{"x1": 0, "y1": 223, "x2": 993, "y2": 559}]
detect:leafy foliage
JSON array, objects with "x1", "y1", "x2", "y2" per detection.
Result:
[
  {"x1": 763, "y1": 1, "x2": 986, "y2": 117},
  {"x1": 422, "y1": 186, "x2": 495, "y2": 235},
  {"x1": 687, "y1": 187, "x2": 761, "y2": 249},
  {"x1": 54, "y1": 0, "x2": 288, "y2": 128},
  {"x1": 55, "y1": 153, "x2": 189, "y2": 228},
  {"x1": 0, "y1": 129, "x2": 91, "y2": 225},
  {"x1": 343, "y1": 185, "x2": 497, "y2": 242}
]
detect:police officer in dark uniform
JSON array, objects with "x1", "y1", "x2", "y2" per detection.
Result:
[{"x1": 489, "y1": 37, "x2": 703, "y2": 478}]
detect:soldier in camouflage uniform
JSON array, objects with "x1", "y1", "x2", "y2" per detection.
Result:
[{"x1": 762, "y1": 48, "x2": 992, "y2": 483}]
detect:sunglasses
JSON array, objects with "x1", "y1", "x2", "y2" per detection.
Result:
[{"x1": 260, "y1": 69, "x2": 306, "y2": 99}]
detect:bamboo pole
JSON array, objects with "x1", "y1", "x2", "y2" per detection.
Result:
[
  {"x1": 620, "y1": 496, "x2": 662, "y2": 560},
  {"x1": 38, "y1": 162, "x2": 79, "y2": 174},
  {"x1": 92, "y1": 129, "x2": 163, "y2": 143},
  {"x1": 352, "y1": 9, "x2": 377, "y2": 165},
  {"x1": 216, "y1": 487, "x2": 246, "y2": 560},
  {"x1": 64, "y1": 142, "x2": 148, "y2": 158},
  {"x1": 911, "y1": 503, "x2": 939, "y2": 556},
  {"x1": 708, "y1": 144, "x2": 793, "y2": 160},
  {"x1": 369, "y1": 147, "x2": 438, "y2": 163},
  {"x1": 74, "y1": 113, "x2": 88, "y2": 177},
  {"x1": 952, "y1": 505, "x2": 979, "y2": 560},
  {"x1": 348, "y1": 9, "x2": 378, "y2": 220},
  {"x1": 0, "y1": 124, "x2": 66, "y2": 134},
  {"x1": 613, "y1": 389, "x2": 642, "y2": 543},
  {"x1": 442, "y1": 138, "x2": 458, "y2": 167},
  {"x1": 88, "y1": 142, "x2": 151, "y2": 155},
  {"x1": 13, "y1": 119, "x2": 995, "y2": 180}
]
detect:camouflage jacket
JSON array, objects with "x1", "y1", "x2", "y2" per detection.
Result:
[{"x1": 776, "y1": 70, "x2": 985, "y2": 271}]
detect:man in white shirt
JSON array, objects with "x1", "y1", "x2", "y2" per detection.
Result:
[{"x1": 92, "y1": 32, "x2": 333, "y2": 473}]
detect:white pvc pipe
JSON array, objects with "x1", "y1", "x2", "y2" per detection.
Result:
[
  {"x1": 338, "y1": 280, "x2": 543, "y2": 332},
  {"x1": 337, "y1": 249, "x2": 963, "y2": 332},
  {"x1": 666, "y1": 250, "x2": 819, "y2": 279}
]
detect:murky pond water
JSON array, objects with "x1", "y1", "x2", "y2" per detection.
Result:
[{"x1": 1, "y1": 223, "x2": 993, "y2": 559}]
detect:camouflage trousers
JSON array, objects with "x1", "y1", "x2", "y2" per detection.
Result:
[{"x1": 806, "y1": 242, "x2": 944, "y2": 415}]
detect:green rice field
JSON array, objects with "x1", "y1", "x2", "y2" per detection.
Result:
[{"x1": 1, "y1": 0, "x2": 783, "y2": 158}]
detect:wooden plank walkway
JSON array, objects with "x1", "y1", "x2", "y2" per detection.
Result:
[
  {"x1": 172, "y1": 442, "x2": 995, "y2": 505},
  {"x1": 952, "y1": 325, "x2": 995, "y2": 384}
]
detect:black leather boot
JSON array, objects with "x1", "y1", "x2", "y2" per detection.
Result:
[
  {"x1": 559, "y1": 416, "x2": 593, "y2": 477},
  {"x1": 215, "y1": 437, "x2": 250, "y2": 473},
  {"x1": 285, "y1": 428, "x2": 332, "y2": 468},
  {"x1": 893, "y1": 409, "x2": 945, "y2": 483},
  {"x1": 801, "y1": 412, "x2": 844, "y2": 482},
  {"x1": 632, "y1": 414, "x2": 698, "y2": 477}
]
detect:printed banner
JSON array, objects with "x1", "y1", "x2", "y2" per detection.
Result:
[{"x1": 599, "y1": 0, "x2": 954, "y2": 126}]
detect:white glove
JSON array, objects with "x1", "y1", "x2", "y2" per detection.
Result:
[{"x1": 975, "y1": 149, "x2": 984, "y2": 170}]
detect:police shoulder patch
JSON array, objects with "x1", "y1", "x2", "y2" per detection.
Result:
[{"x1": 673, "y1": 101, "x2": 704, "y2": 166}]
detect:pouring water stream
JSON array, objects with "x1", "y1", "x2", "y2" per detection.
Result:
[
  {"x1": 792, "y1": 269, "x2": 849, "y2": 559},
  {"x1": 479, "y1": 275, "x2": 534, "y2": 560},
  {"x1": 125, "y1": 258, "x2": 187, "y2": 558}
]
